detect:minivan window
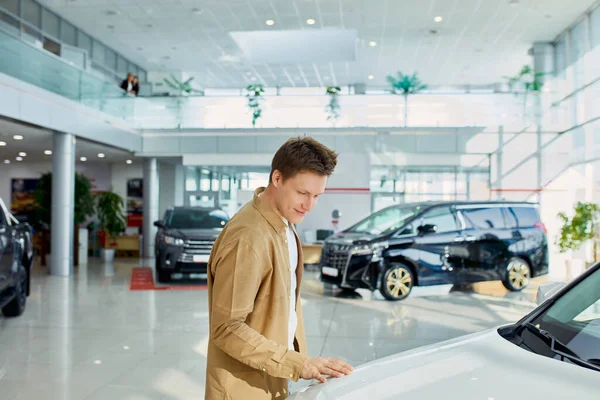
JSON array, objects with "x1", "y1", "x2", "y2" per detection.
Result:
[
  {"x1": 167, "y1": 209, "x2": 228, "y2": 229},
  {"x1": 461, "y1": 207, "x2": 506, "y2": 229},
  {"x1": 511, "y1": 206, "x2": 540, "y2": 228},
  {"x1": 420, "y1": 207, "x2": 459, "y2": 233},
  {"x1": 347, "y1": 205, "x2": 419, "y2": 236}
]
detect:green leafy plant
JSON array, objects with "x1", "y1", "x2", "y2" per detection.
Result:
[
  {"x1": 325, "y1": 86, "x2": 342, "y2": 121},
  {"x1": 95, "y1": 188, "x2": 127, "y2": 244},
  {"x1": 386, "y1": 72, "x2": 428, "y2": 127},
  {"x1": 503, "y1": 65, "x2": 549, "y2": 118},
  {"x1": 246, "y1": 84, "x2": 265, "y2": 128},
  {"x1": 34, "y1": 172, "x2": 96, "y2": 228},
  {"x1": 163, "y1": 74, "x2": 203, "y2": 96},
  {"x1": 556, "y1": 202, "x2": 600, "y2": 254}
]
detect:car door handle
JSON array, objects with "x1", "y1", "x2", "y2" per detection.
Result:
[
  {"x1": 464, "y1": 235, "x2": 476, "y2": 242},
  {"x1": 453, "y1": 236, "x2": 465, "y2": 242}
]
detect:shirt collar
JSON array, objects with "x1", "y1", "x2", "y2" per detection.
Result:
[{"x1": 252, "y1": 187, "x2": 287, "y2": 234}]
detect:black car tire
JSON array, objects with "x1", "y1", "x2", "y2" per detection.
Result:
[
  {"x1": 379, "y1": 264, "x2": 414, "y2": 301},
  {"x1": 155, "y1": 259, "x2": 171, "y2": 283},
  {"x1": 502, "y1": 257, "x2": 531, "y2": 292},
  {"x1": 2, "y1": 265, "x2": 27, "y2": 317}
]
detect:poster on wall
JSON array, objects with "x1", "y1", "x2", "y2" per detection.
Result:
[
  {"x1": 10, "y1": 178, "x2": 39, "y2": 220},
  {"x1": 126, "y1": 178, "x2": 143, "y2": 227}
]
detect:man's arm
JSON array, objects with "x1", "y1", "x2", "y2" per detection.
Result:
[{"x1": 210, "y1": 237, "x2": 308, "y2": 381}]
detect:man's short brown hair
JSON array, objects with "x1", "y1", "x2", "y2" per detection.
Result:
[{"x1": 269, "y1": 136, "x2": 338, "y2": 183}]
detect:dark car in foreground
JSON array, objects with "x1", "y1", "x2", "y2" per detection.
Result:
[
  {"x1": 0, "y1": 197, "x2": 33, "y2": 317},
  {"x1": 154, "y1": 206, "x2": 229, "y2": 283},
  {"x1": 320, "y1": 201, "x2": 548, "y2": 301}
]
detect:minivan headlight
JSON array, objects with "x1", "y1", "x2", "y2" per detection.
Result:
[
  {"x1": 353, "y1": 241, "x2": 389, "y2": 257},
  {"x1": 164, "y1": 236, "x2": 185, "y2": 246}
]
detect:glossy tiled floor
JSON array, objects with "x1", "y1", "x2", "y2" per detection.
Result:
[{"x1": 0, "y1": 258, "x2": 543, "y2": 400}]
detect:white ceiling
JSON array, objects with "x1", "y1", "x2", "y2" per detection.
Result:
[
  {"x1": 38, "y1": 0, "x2": 595, "y2": 88},
  {"x1": 0, "y1": 118, "x2": 135, "y2": 163}
]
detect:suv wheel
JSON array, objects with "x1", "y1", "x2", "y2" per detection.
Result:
[
  {"x1": 2, "y1": 265, "x2": 27, "y2": 317},
  {"x1": 502, "y1": 257, "x2": 531, "y2": 291},
  {"x1": 379, "y1": 264, "x2": 414, "y2": 301},
  {"x1": 155, "y1": 259, "x2": 170, "y2": 283}
]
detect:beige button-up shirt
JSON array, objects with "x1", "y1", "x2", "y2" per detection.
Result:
[{"x1": 205, "y1": 187, "x2": 308, "y2": 399}]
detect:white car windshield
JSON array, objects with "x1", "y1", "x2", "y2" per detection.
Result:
[
  {"x1": 346, "y1": 206, "x2": 420, "y2": 236},
  {"x1": 530, "y1": 268, "x2": 600, "y2": 367}
]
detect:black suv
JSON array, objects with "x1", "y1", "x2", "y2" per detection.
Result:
[
  {"x1": 320, "y1": 201, "x2": 549, "y2": 301},
  {"x1": 154, "y1": 207, "x2": 229, "y2": 283},
  {"x1": 0, "y1": 197, "x2": 33, "y2": 317}
]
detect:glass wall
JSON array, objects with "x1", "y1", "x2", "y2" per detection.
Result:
[
  {"x1": 370, "y1": 166, "x2": 490, "y2": 212},
  {"x1": 0, "y1": 0, "x2": 146, "y2": 84}
]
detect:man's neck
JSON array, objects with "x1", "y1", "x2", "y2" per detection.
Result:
[{"x1": 261, "y1": 186, "x2": 287, "y2": 224}]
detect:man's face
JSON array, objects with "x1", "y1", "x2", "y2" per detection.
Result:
[{"x1": 271, "y1": 170, "x2": 327, "y2": 224}]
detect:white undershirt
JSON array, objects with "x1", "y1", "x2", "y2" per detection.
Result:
[{"x1": 283, "y1": 219, "x2": 298, "y2": 350}]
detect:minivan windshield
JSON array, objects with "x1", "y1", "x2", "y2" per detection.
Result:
[
  {"x1": 167, "y1": 209, "x2": 229, "y2": 230},
  {"x1": 525, "y1": 267, "x2": 600, "y2": 370},
  {"x1": 346, "y1": 205, "x2": 420, "y2": 236}
]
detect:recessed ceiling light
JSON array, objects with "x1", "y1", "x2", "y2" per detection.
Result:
[
  {"x1": 368, "y1": 75, "x2": 375, "y2": 80},
  {"x1": 97, "y1": 153, "x2": 105, "y2": 158},
  {"x1": 145, "y1": 24, "x2": 153, "y2": 28},
  {"x1": 126, "y1": 160, "x2": 132, "y2": 164},
  {"x1": 13, "y1": 135, "x2": 23, "y2": 140},
  {"x1": 106, "y1": 24, "x2": 115, "y2": 30},
  {"x1": 306, "y1": 18, "x2": 316, "y2": 25},
  {"x1": 369, "y1": 41, "x2": 377, "y2": 47},
  {"x1": 94, "y1": 360, "x2": 102, "y2": 365},
  {"x1": 80, "y1": 156, "x2": 87, "y2": 162},
  {"x1": 192, "y1": 8, "x2": 203, "y2": 15},
  {"x1": 106, "y1": 10, "x2": 119, "y2": 16},
  {"x1": 434, "y1": 16, "x2": 443, "y2": 22},
  {"x1": 4, "y1": 159, "x2": 10, "y2": 164},
  {"x1": 0, "y1": 141, "x2": 6, "y2": 146},
  {"x1": 265, "y1": 19, "x2": 275, "y2": 26},
  {"x1": 18, "y1": 152, "x2": 26, "y2": 157},
  {"x1": 429, "y1": 29, "x2": 439, "y2": 35},
  {"x1": 16, "y1": 156, "x2": 23, "y2": 161},
  {"x1": 509, "y1": 0, "x2": 519, "y2": 5},
  {"x1": 44, "y1": 150, "x2": 52, "y2": 155}
]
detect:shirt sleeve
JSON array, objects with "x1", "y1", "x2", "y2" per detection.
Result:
[{"x1": 209, "y1": 237, "x2": 308, "y2": 381}]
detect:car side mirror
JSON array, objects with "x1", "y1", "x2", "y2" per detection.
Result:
[
  {"x1": 536, "y1": 281, "x2": 566, "y2": 305},
  {"x1": 418, "y1": 224, "x2": 437, "y2": 235},
  {"x1": 153, "y1": 221, "x2": 163, "y2": 228}
]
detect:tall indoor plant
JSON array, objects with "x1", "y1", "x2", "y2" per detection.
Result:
[
  {"x1": 96, "y1": 188, "x2": 127, "y2": 263},
  {"x1": 386, "y1": 72, "x2": 427, "y2": 127},
  {"x1": 503, "y1": 64, "x2": 548, "y2": 119},
  {"x1": 34, "y1": 172, "x2": 96, "y2": 266},
  {"x1": 556, "y1": 202, "x2": 600, "y2": 272},
  {"x1": 325, "y1": 86, "x2": 342, "y2": 122},
  {"x1": 246, "y1": 84, "x2": 265, "y2": 128}
]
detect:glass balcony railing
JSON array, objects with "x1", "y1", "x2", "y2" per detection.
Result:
[{"x1": 0, "y1": 26, "x2": 133, "y2": 120}]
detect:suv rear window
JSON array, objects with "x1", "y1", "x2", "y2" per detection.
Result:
[
  {"x1": 461, "y1": 207, "x2": 506, "y2": 229},
  {"x1": 510, "y1": 206, "x2": 540, "y2": 228}
]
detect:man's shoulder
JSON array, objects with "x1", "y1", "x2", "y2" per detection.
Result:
[{"x1": 215, "y1": 202, "x2": 269, "y2": 245}]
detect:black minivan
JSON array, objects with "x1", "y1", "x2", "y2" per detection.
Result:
[{"x1": 320, "y1": 201, "x2": 549, "y2": 301}]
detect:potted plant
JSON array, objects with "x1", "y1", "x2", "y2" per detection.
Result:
[
  {"x1": 96, "y1": 188, "x2": 127, "y2": 263},
  {"x1": 325, "y1": 86, "x2": 342, "y2": 122},
  {"x1": 503, "y1": 64, "x2": 548, "y2": 119},
  {"x1": 386, "y1": 72, "x2": 428, "y2": 127},
  {"x1": 33, "y1": 172, "x2": 96, "y2": 267},
  {"x1": 163, "y1": 74, "x2": 204, "y2": 96},
  {"x1": 246, "y1": 84, "x2": 265, "y2": 127},
  {"x1": 556, "y1": 202, "x2": 600, "y2": 276}
]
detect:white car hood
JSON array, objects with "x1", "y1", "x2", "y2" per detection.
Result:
[{"x1": 291, "y1": 329, "x2": 599, "y2": 400}]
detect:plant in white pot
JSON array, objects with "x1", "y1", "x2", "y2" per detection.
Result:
[{"x1": 96, "y1": 189, "x2": 127, "y2": 263}]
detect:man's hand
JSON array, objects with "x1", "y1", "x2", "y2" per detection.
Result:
[{"x1": 300, "y1": 357, "x2": 354, "y2": 383}]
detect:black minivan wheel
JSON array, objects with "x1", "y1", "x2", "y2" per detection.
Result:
[
  {"x1": 502, "y1": 257, "x2": 531, "y2": 291},
  {"x1": 2, "y1": 265, "x2": 27, "y2": 317},
  {"x1": 380, "y1": 264, "x2": 414, "y2": 301}
]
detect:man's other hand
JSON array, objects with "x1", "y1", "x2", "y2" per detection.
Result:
[{"x1": 300, "y1": 357, "x2": 354, "y2": 383}]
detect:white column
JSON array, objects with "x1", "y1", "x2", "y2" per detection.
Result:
[
  {"x1": 143, "y1": 158, "x2": 159, "y2": 258},
  {"x1": 51, "y1": 132, "x2": 75, "y2": 277},
  {"x1": 174, "y1": 164, "x2": 185, "y2": 206}
]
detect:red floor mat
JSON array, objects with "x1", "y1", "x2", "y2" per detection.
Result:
[{"x1": 129, "y1": 268, "x2": 207, "y2": 291}]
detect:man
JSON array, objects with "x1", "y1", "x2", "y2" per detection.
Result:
[
  {"x1": 120, "y1": 73, "x2": 133, "y2": 93},
  {"x1": 205, "y1": 136, "x2": 353, "y2": 399}
]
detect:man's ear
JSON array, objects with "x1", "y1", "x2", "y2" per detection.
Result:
[{"x1": 272, "y1": 170, "x2": 283, "y2": 187}]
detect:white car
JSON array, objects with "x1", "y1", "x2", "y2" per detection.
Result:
[{"x1": 291, "y1": 264, "x2": 600, "y2": 400}]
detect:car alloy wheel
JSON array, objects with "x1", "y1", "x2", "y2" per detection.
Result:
[
  {"x1": 380, "y1": 264, "x2": 414, "y2": 301},
  {"x1": 504, "y1": 258, "x2": 531, "y2": 291}
]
